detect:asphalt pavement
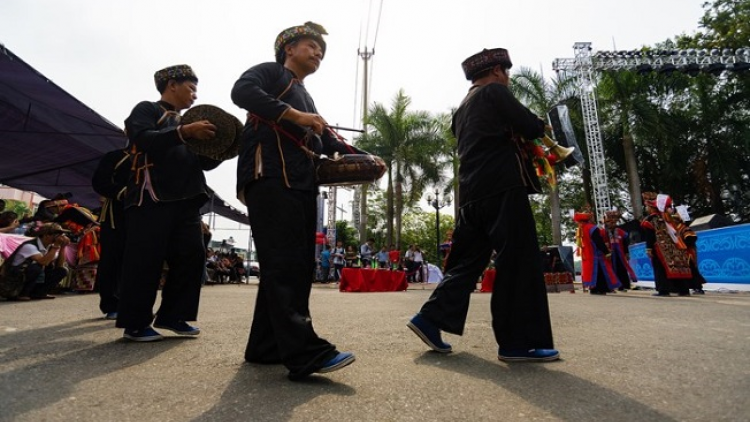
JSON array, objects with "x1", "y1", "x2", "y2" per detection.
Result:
[{"x1": 1, "y1": 280, "x2": 748, "y2": 422}]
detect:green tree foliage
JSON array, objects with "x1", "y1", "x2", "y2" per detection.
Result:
[
  {"x1": 595, "y1": 0, "x2": 750, "y2": 222},
  {"x1": 673, "y1": 0, "x2": 750, "y2": 220},
  {"x1": 679, "y1": 0, "x2": 750, "y2": 49},
  {"x1": 334, "y1": 220, "x2": 359, "y2": 251},
  {"x1": 433, "y1": 112, "x2": 460, "y2": 217},
  {"x1": 1, "y1": 199, "x2": 32, "y2": 220},
  {"x1": 359, "y1": 90, "x2": 450, "y2": 248},
  {"x1": 399, "y1": 208, "x2": 455, "y2": 264}
]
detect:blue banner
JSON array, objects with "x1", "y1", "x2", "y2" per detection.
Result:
[{"x1": 630, "y1": 223, "x2": 750, "y2": 285}]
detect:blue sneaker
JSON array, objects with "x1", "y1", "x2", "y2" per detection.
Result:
[
  {"x1": 104, "y1": 312, "x2": 118, "y2": 320},
  {"x1": 498, "y1": 348, "x2": 560, "y2": 362},
  {"x1": 123, "y1": 326, "x2": 163, "y2": 342},
  {"x1": 407, "y1": 313, "x2": 452, "y2": 353},
  {"x1": 154, "y1": 320, "x2": 201, "y2": 336},
  {"x1": 316, "y1": 351, "x2": 356, "y2": 373}
]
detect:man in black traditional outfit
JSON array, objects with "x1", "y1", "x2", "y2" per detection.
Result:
[
  {"x1": 231, "y1": 22, "x2": 365, "y2": 380},
  {"x1": 407, "y1": 47, "x2": 559, "y2": 362},
  {"x1": 91, "y1": 148, "x2": 131, "y2": 320},
  {"x1": 116, "y1": 65, "x2": 219, "y2": 342}
]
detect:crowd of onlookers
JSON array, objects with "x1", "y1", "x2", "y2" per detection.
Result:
[
  {"x1": 1, "y1": 195, "x2": 100, "y2": 301},
  {"x1": 1, "y1": 196, "x2": 258, "y2": 301},
  {"x1": 315, "y1": 239, "x2": 430, "y2": 283},
  {"x1": 204, "y1": 249, "x2": 248, "y2": 284},
  {"x1": 0, "y1": 209, "x2": 21, "y2": 234}
]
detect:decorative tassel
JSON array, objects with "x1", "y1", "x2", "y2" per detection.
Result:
[{"x1": 526, "y1": 138, "x2": 558, "y2": 191}]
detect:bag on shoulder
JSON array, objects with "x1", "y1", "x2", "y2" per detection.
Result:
[
  {"x1": 0, "y1": 262, "x2": 26, "y2": 298},
  {"x1": 0, "y1": 240, "x2": 36, "y2": 298}
]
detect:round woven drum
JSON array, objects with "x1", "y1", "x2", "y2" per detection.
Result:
[
  {"x1": 211, "y1": 115, "x2": 244, "y2": 161},
  {"x1": 316, "y1": 154, "x2": 387, "y2": 186},
  {"x1": 181, "y1": 104, "x2": 238, "y2": 159}
]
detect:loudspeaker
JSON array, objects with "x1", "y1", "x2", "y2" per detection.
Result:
[
  {"x1": 539, "y1": 245, "x2": 575, "y2": 274},
  {"x1": 689, "y1": 214, "x2": 734, "y2": 231},
  {"x1": 547, "y1": 105, "x2": 585, "y2": 168}
]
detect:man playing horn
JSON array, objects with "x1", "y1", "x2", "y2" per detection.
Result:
[{"x1": 406, "y1": 47, "x2": 559, "y2": 362}]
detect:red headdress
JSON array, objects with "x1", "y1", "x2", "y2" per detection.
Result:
[{"x1": 574, "y1": 212, "x2": 593, "y2": 224}]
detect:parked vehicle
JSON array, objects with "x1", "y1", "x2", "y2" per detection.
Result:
[{"x1": 247, "y1": 261, "x2": 260, "y2": 277}]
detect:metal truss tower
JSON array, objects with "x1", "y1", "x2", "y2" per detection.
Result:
[
  {"x1": 570, "y1": 42, "x2": 610, "y2": 222},
  {"x1": 553, "y1": 43, "x2": 749, "y2": 223}
]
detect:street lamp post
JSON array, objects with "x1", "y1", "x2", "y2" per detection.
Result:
[{"x1": 426, "y1": 188, "x2": 452, "y2": 265}]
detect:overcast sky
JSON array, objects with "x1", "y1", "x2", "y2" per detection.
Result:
[{"x1": 1, "y1": 0, "x2": 707, "y2": 247}]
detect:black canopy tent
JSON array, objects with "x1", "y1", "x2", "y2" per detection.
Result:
[
  {"x1": 201, "y1": 187, "x2": 248, "y2": 226},
  {"x1": 0, "y1": 44, "x2": 247, "y2": 225}
]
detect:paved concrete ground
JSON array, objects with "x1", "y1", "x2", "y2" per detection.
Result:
[{"x1": 1, "y1": 281, "x2": 749, "y2": 422}]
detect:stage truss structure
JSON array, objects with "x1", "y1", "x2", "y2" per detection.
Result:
[{"x1": 553, "y1": 42, "x2": 750, "y2": 223}]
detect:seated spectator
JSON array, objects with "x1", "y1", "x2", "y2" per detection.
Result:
[
  {"x1": 376, "y1": 246, "x2": 389, "y2": 269},
  {"x1": 344, "y1": 245, "x2": 359, "y2": 268},
  {"x1": 360, "y1": 238, "x2": 375, "y2": 268},
  {"x1": 7, "y1": 223, "x2": 71, "y2": 300},
  {"x1": 388, "y1": 244, "x2": 400, "y2": 270},
  {"x1": 230, "y1": 254, "x2": 246, "y2": 283},
  {"x1": 204, "y1": 249, "x2": 216, "y2": 284},
  {"x1": 0, "y1": 211, "x2": 20, "y2": 234},
  {"x1": 214, "y1": 257, "x2": 233, "y2": 283}
]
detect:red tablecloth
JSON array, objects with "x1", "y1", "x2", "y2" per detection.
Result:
[
  {"x1": 480, "y1": 269, "x2": 496, "y2": 292},
  {"x1": 480, "y1": 270, "x2": 575, "y2": 293},
  {"x1": 339, "y1": 268, "x2": 408, "y2": 292},
  {"x1": 544, "y1": 272, "x2": 574, "y2": 293}
]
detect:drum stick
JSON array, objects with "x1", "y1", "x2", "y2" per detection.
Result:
[{"x1": 327, "y1": 125, "x2": 365, "y2": 133}]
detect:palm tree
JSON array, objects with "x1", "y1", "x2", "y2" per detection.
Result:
[
  {"x1": 359, "y1": 90, "x2": 447, "y2": 248},
  {"x1": 596, "y1": 70, "x2": 666, "y2": 220},
  {"x1": 509, "y1": 67, "x2": 576, "y2": 245},
  {"x1": 433, "y1": 111, "x2": 459, "y2": 216}
]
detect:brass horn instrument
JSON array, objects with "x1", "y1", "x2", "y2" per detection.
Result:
[{"x1": 541, "y1": 135, "x2": 575, "y2": 164}]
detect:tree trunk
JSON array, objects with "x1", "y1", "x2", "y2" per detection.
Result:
[
  {"x1": 395, "y1": 181, "x2": 403, "y2": 250},
  {"x1": 394, "y1": 162, "x2": 404, "y2": 250},
  {"x1": 582, "y1": 166, "x2": 594, "y2": 212},
  {"x1": 622, "y1": 132, "x2": 642, "y2": 220},
  {"x1": 386, "y1": 165, "x2": 394, "y2": 246}
]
